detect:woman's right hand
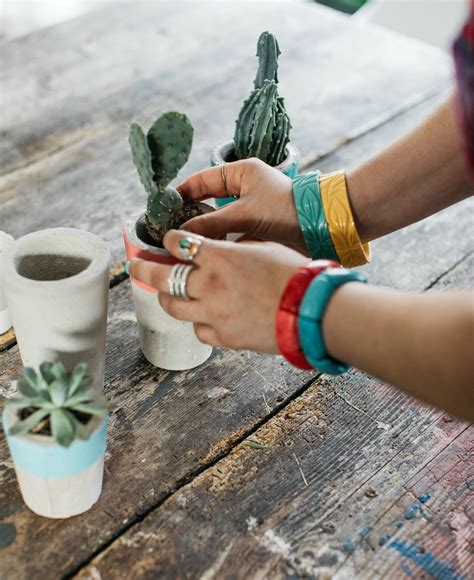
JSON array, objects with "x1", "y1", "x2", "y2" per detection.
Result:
[{"x1": 177, "y1": 158, "x2": 308, "y2": 255}]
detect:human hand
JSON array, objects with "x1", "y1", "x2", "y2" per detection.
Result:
[
  {"x1": 129, "y1": 230, "x2": 308, "y2": 353},
  {"x1": 177, "y1": 158, "x2": 308, "y2": 255}
]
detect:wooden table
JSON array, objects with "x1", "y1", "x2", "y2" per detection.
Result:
[{"x1": 1, "y1": 2, "x2": 472, "y2": 578}]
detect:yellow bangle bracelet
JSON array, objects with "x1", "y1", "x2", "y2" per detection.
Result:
[{"x1": 319, "y1": 171, "x2": 371, "y2": 268}]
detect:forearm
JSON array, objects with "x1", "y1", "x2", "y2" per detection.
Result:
[
  {"x1": 347, "y1": 94, "x2": 473, "y2": 243},
  {"x1": 322, "y1": 283, "x2": 474, "y2": 421}
]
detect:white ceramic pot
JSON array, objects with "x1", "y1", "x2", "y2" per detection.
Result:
[
  {"x1": 123, "y1": 212, "x2": 212, "y2": 371},
  {"x1": 0, "y1": 232, "x2": 14, "y2": 334},
  {"x1": 2, "y1": 228, "x2": 111, "y2": 390},
  {"x1": 3, "y1": 406, "x2": 107, "y2": 518}
]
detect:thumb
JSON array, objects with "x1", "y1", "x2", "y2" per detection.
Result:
[{"x1": 181, "y1": 204, "x2": 249, "y2": 239}]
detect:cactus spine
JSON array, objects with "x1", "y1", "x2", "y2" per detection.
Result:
[
  {"x1": 234, "y1": 31, "x2": 291, "y2": 166},
  {"x1": 129, "y1": 112, "x2": 193, "y2": 240}
]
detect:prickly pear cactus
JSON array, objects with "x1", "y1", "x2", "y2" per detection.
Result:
[
  {"x1": 129, "y1": 112, "x2": 198, "y2": 244},
  {"x1": 234, "y1": 31, "x2": 291, "y2": 166}
]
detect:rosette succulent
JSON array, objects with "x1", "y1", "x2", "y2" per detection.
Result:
[{"x1": 6, "y1": 362, "x2": 108, "y2": 447}]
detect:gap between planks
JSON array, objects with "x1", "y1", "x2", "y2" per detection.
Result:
[
  {"x1": 0, "y1": 85, "x2": 454, "y2": 355},
  {"x1": 64, "y1": 370, "x2": 322, "y2": 579},
  {"x1": 66, "y1": 242, "x2": 474, "y2": 577}
]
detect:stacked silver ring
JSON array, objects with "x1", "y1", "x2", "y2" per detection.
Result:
[{"x1": 167, "y1": 263, "x2": 194, "y2": 300}]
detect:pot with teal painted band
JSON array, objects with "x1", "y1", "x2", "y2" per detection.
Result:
[
  {"x1": 210, "y1": 141, "x2": 301, "y2": 207},
  {"x1": 3, "y1": 406, "x2": 108, "y2": 518}
]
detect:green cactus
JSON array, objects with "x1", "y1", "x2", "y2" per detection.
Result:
[
  {"x1": 6, "y1": 363, "x2": 108, "y2": 448},
  {"x1": 254, "y1": 31, "x2": 280, "y2": 89},
  {"x1": 234, "y1": 32, "x2": 291, "y2": 166},
  {"x1": 129, "y1": 112, "x2": 194, "y2": 243}
]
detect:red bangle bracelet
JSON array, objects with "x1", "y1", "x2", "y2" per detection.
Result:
[{"x1": 276, "y1": 260, "x2": 341, "y2": 370}]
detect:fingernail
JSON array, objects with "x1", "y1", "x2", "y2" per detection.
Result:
[{"x1": 124, "y1": 260, "x2": 131, "y2": 276}]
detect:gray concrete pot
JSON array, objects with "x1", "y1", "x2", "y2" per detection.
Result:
[{"x1": 2, "y1": 228, "x2": 111, "y2": 390}]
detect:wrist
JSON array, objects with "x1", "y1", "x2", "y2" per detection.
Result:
[
  {"x1": 298, "y1": 268, "x2": 368, "y2": 374},
  {"x1": 292, "y1": 170, "x2": 371, "y2": 267}
]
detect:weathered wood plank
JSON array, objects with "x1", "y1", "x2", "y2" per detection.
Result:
[
  {"x1": 74, "y1": 254, "x2": 472, "y2": 579},
  {"x1": 0, "y1": 2, "x2": 449, "y2": 174},
  {"x1": 1, "y1": 88, "x2": 472, "y2": 578},
  {"x1": 0, "y1": 2, "x2": 450, "y2": 259}
]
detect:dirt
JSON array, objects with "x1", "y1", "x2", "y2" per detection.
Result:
[
  {"x1": 18, "y1": 407, "x2": 91, "y2": 436},
  {"x1": 145, "y1": 201, "x2": 208, "y2": 246}
]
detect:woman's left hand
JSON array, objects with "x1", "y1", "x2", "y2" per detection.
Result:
[{"x1": 129, "y1": 230, "x2": 308, "y2": 353}]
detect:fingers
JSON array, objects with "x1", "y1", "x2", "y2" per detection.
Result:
[
  {"x1": 193, "y1": 323, "x2": 222, "y2": 347},
  {"x1": 129, "y1": 258, "x2": 201, "y2": 299},
  {"x1": 177, "y1": 159, "x2": 257, "y2": 201},
  {"x1": 158, "y1": 294, "x2": 206, "y2": 323},
  {"x1": 162, "y1": 229, "x2": 215, "y2": 265},
  {"x1": 181, "y1": 204, "x2": 249, "y2": 239},
  {"x1": 177, "y1": 165, "x2": 228, "y2": 201}
]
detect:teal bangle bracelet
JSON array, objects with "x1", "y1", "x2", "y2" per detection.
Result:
[
  {"x1": 292, "y1": 171, "x2": 340, "y2": 262},
  {"x1": 298, "y1": 268, "x2": 368, "y2": 375}
]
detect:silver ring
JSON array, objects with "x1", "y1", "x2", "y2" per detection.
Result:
[{"x1": 167, "y1": 263, "x2": 194, "y2": 300}]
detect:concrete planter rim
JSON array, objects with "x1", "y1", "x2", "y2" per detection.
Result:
[
  {"x1": 3, "y1": 228, "x2": 111, "y2": 293},
  {"x1": 211, "y1": 140, "x2": 300, "y2": 172}
]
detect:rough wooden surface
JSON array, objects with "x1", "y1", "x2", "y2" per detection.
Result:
[
  {"x1": 0, "y1": 2, "x2": 471, "y2": 580},
  {"x1": 76, "y1": 256, "x2": 473, "y2": 580},
  {"x1": 0, "y1": 2, "x2": 450, "y2": 264}
]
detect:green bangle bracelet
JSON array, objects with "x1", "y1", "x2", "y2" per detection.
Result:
[
  {"x1": 298, "y1": 268, "x2": 368, "y2": 375},
  {"x1": 292, "y1": 171, "x2": 340, "y2": 262}
]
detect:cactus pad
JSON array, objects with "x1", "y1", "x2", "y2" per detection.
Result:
[{"x1": 129, "y1": 112, "x2": 203, "y2": 244}]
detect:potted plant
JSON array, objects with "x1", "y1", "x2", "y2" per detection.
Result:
[
  {"x1": 2, "y1": 362, "x2": 108, "y2": 518},
  {"x1": 211, "y1": 31, "x2": 300, "y2": 206},
  {"x1": 2, "y1": 228, "x2": 111, "y2": 391},
  {"x1": 0, "y1": 231, "x2": 14, "y2": 335},
  {"x1": 123, "y1": 111, "x2": 213, "y2": 370}
]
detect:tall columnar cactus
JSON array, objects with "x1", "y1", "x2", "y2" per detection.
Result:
[
  {"x1": 234, "y1": 32, "x2": 291, "y2": 166},
  {"x1": 129, "y1": 112, "x2": 193, "y2": 242}
]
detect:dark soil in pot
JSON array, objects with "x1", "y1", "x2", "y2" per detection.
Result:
[{"x1": 143, "y1": 201, "x2": 214, "y2": 248}]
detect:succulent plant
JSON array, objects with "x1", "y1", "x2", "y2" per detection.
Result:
[
  {"x1": 234, "y1": 31, "x2": 292, "y2": 166},
  {"x1": 129, "y1": 112, "x2": 194, "y2": 243},
  {"x1": 6, "y1": 362, "x2": 108, "y2": 448}
]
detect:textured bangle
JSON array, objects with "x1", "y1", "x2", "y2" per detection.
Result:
[
  {"x1": 276, "y1": 260, "x2": 341, "y2": 370},
  {"x1": 292, "y1": 172, "x2": 340, "y2": 262},
  {"x1": 298, "y1": 268, "x2": 368, "y2": 375},
  {"x1": 319, "y1": 171, "x2": 371, "y2": 268}
]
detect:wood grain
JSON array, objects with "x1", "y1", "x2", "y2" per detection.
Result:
[
  {"x1": 75, "y1": 253, "x2": 473, "y2": 580},
  {"x1": 0, "y1": 4, "x2": 469, "y2": 579},
  {"x1": 0, "y1": 2, "x2": 450, "y2": 266}
]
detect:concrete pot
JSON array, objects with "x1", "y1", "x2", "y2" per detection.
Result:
[
  {"x1": 123, "y1": 211, "x2": 213, "y2": 371},
  {"x1": 0, "y1": 232, "x2": 14, "y2": 334},
  {"x1": 2, "y1": 228, "x2": 110, "y2": 390},
  {"x1": 3, "y1": 405, "x2": 107, "y2": 518},
  {"x1": 210, "y1": 141, "x2": 301, "y2": 207}
]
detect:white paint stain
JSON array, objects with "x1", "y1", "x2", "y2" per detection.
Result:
[
  {"x1": 113, "y1": 311, "x2": 137, "y2": 323},
  {"x1": 207, "y1": 387, "x2": 229, "y2": 399},
  {"x1": 83, "y1": 567, "x2": 102, "y2": 580},
  {"x1": 246, "y1": 516, "x2": 258, "y2": 531},
  {"x1": 260, "y1": 529, "x2": 291, "y2": 557}
]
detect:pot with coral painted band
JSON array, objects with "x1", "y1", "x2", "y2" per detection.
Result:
[{"x1": 123, "y1": 211, "x2": 213, "y2": 371}]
